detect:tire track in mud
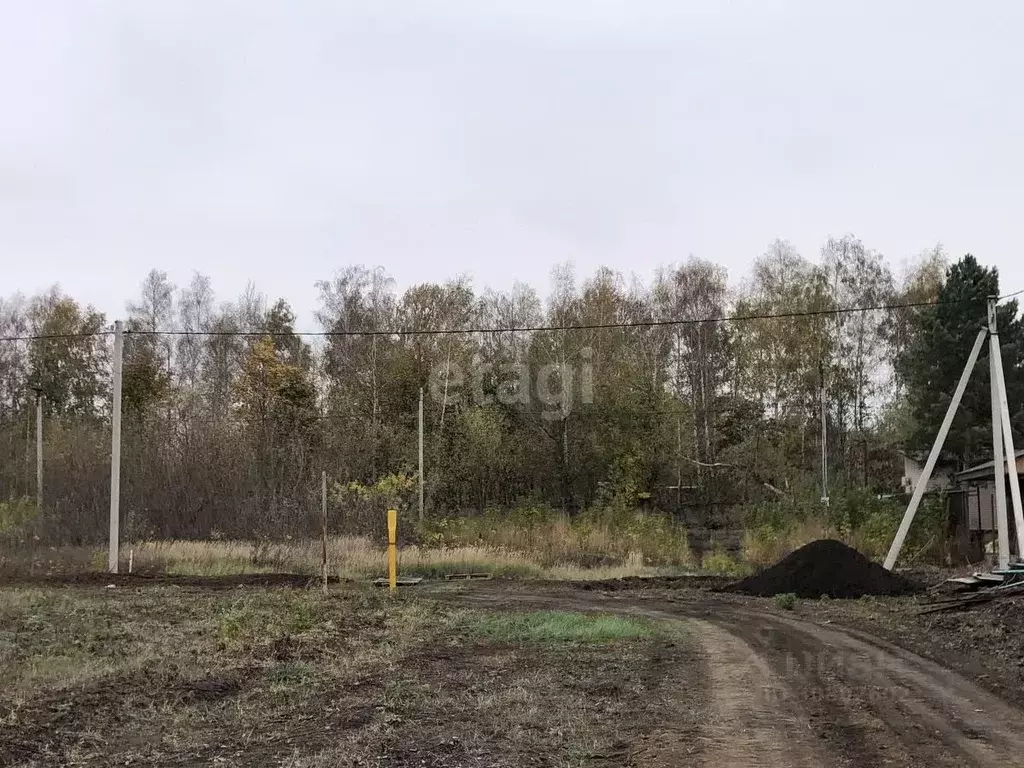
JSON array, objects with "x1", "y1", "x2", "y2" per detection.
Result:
[
  {"x1": 692, "y1": 620, "x2": 824, "y2": 767},
  {"x1": 711, "y1": 610, "x2": 930, "y2": 766},
  {"x1": 718, "y1": 610, "x2": 1024, "y2": 767},
  {"x1": 452, "y1": 591, "x2": 825, "y2": 766},
  {"x1": 446, "y1": 587, "x2": 1024, "y2": 767}
]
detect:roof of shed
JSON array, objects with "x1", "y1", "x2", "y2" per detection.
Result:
[{"x1": 955, "y1": 449, "x2": 1024, "y2": 482}]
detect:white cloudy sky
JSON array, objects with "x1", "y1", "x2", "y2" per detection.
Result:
[{"x1": 2, "y1": 1, "x2": 1022, "y2": 327}]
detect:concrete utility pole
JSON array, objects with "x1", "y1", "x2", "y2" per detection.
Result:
[
  {"x1": 321, "y1": 470, "x2": 328, "y2": 593},
  {"x1": 31, "y1": 387, "x2": 43, "y2": 511},
  {"x1": 886, "y1": 302, "x2": 1024, "y2": 571},
  {"x1": 884, "y1": 329, "x2": 988, "y2": 570},
  {"x1": 989, "y1": 300, "x2": 1010, "y2": 570},
  {"x1": 820, "y1": 365, "x2": 829, "y2": 506},
  {"x1": 991, "y1": 326, "x2": 1024, "y2": 558},
  {"x1": 418, "y1": 387, "x2": 424, "y2": 522},
  {"x1": 108, "y1": 320, "x2": 124, "y2": 573},
  {"x1": 24, "y1": 408, "x2": 31, "y2": 498},
  {"x1": 988, "y1": 296, "x2": 1024, "y2": 559}
]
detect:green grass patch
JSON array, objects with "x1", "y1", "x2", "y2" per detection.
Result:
[{"x1": 463, "y1": 610, "x2": 653, "y2": 645}]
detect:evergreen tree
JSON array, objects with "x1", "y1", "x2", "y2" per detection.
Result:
[{"x1": 898, "y1": 255, "x2": 1024, "y2": 466}]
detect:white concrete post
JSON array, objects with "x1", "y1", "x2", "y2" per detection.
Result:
[
  {"x1": 991, "y1": 318, "x2": 1024, "y2": 559},
  {"x1": 990, "y1": 332, "x2": 1010, "y2": 570},
  {"x1": 820, "y1": 366, "x2": 829, "y2": 505},
  {"x1": 35, "y1": 390, "x2": 43, "y2": 512},
  {"x1": 321, "y1": 469, "x2": 328, "y2": 592},
  {"x1": 418, "y1": 386, "x2": 424, "y2": 522},
  {"x1": 108, "y1": 320, "x2": 124, "y2": 573},
  {"x1": 885, "y1": 328, "x2": 988, "y2": 570}
]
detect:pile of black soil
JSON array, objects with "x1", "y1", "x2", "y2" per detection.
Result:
[{"x1": 729, "y1": 539, "x2": 921, "y2": 599}]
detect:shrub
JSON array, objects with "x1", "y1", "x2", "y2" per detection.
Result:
[
  {"x1": 855, "y1": 493, "x2": 946, "y2": 563},
  {"x1": 774, "y1": 593, "x2": 798, "y2": 610},
  {"x1": 330, "y1": 472, "x2": 418, "y2": 538},
  {"x1": 701, "y1": 550, "x2": 749, "y2": 576},
  {"x1": 0, "y1": 497, "x2": 39, "y2": 544},
  {"x1": 740, "y1": 487, "x2": 947, "y2": 567}
]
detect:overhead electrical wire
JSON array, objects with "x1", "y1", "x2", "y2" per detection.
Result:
[{"x1": 0, "y1": 290, "x2": 1019, "y2": 343}]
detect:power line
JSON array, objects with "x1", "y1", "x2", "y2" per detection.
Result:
[
  {"x1": 0, "y1": 330, "x2": 111, "y2": 343},
  {"x1": 0, "y1": 291, "x2": 1014, "y2": 343},
  {"x1": 139, "y1": 297, "x2": 963, "y2": 338},
  {"x1": 107, "y1": 296, "x2": 994, "y2": 338}
]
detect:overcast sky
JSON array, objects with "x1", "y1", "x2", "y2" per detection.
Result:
[{"x1": 3, "y1": 1, "x2": 1022, "y2": 328}]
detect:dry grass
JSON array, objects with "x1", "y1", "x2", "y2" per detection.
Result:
[
  {"x1": 0, "y1": 508, "x2": 698, "y2": 581},
  {"x1": 741, "y1": 517, "x2": 903, "y2": 568},
  {"x1": 0, "y1": 584, "x2": 705, "y2": 766},
  {"x1": 0, "y1": 507, "x2": 708, "y2": 581},
  {"x1": 0, "y1": 509, "x2": 694, "y2": 581},
  {"x1": 742, "y1": 519, "x2": 832, "y2": 567},
  {"x1": 4, "y1": 519, "x2": 887, "y2": 583},
  {"x1": 126, "y1": 536, "x2": 685, "y2": 581},
  {"x1": 0, "y1": 585, "x2": 437, "y2": 763},
  {"x1": 425, "y1": 513, "x2": 694, "y2": 569}
]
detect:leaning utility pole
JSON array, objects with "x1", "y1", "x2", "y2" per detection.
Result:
[
  {"x1": 885, "y1": 297, "x2": 1024, "y2": 570},
  {"x1": 108, "y1": 320, "x2": 124, "y2": 573}
]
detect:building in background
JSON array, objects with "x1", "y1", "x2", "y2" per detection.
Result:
[
  {"x1": 948, "y1": 449, "x2": 1024, "y2": 562},
  {"x1": 898, "y1": 450, "x2": 958, "y2": 495}
]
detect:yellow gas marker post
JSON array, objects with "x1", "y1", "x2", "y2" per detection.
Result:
[{"x1": 387, "y1": 508, "x2": 398, "y2": 592}]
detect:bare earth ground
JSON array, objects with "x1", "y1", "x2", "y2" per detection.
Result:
[
  {"x1": 2, "y1": 574, "x2": 1024, "y2": 767},
  {"x1": 450, "y1": 582, "x2": 1024, "y2": 767}
]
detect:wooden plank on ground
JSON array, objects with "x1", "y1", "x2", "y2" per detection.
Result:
[{"x1": 372, "y1": 577, "x2": 423, "y2": 587}]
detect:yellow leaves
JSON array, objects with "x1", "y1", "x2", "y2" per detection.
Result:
[
  {"x1": 235, "y1": 335, "x2": 314, "y2": 421},
  {"x1": 333, "y1": 473, "x2": 417, "y2": 509}
]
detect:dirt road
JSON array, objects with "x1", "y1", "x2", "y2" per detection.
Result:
[{"x1": 453, "y1": 587, "x2": 1024, "y2": 767}]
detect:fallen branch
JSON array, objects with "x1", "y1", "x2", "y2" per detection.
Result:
[{"x1": 679, "y1": 455, "x2": 788, "y2": 498}]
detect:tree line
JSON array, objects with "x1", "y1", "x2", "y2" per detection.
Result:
[{"x1": 1, "y1": 237, "x2": 1021, "y2": 545}]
